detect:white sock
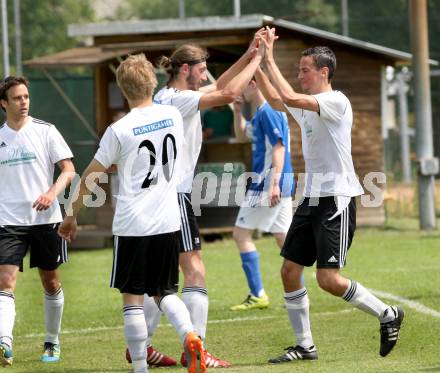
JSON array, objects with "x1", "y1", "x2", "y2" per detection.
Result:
[
  {"x1": 44, "y1": 287, "x2": 64, "y2": 345},
  {"x1": 132, "y1": 359, "x2": 148, "y2": 373},
  {"x1": 379, "y1": 305, "x2": 398, "y2": 323},
  {"x1": 0, "y1": 292, "x2": 15, "y2": 348},
  {"x1": 284, "y1": 288, "x2": 314, "y2": 348},
  {"x1": 158, "y1": 294, "x2": 193, "y2": 343},
  {"x1": 143, "y1": 295, "x2": 161, "y2": 346},
  {"x1": 123, "y1": 305, "x2": 148, "y2": 366},
  {"x1": 342, "y1": 280, "x2": 389, "y2": 319},
  {"x1": 182, "y1": 287, "x2": 208, "y2": 341}
]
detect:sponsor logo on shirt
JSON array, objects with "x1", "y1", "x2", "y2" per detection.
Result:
[
  {"x1": 0, "y1": 146, "x2": 37, "y2": 166},
  {"x1": 0, "y1": 141, "x2": 6, "y2": 148},
  {"x1": 132, "y1": 119, "x2": 174, "y2": 136}
]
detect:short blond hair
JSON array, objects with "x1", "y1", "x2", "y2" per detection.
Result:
[{"x1": 116, "y1": 54, "x2": 157, "y2": 102}]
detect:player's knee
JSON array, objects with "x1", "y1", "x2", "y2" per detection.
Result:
[
  {"x1": 316, "y1": 271, "x2": 339, "y2": 294},
  {"x1": 232, "y1": 228, "x2": 240, "y2": 242},
  {"x1": 280, "y1": 262, "x2": 299, "y2": 284},
  {"x1": 41, "y1": 277, "x2": 61, "y2": 294},
  {"x1": 280, "y1": 264, "x2": 290, "y2": 282},
  {"x1": 232, "y1": 227, "x2": 246, "y2": 244},
  {"x1": 183, "y1": 267, "x2": 205, "y2": 284},
  {"x1": 274, "y1": 234, "x2": 286, "y2": 249},
  {"x1": 233, "y1": 228, "x2": 253, "y2": 251},
  {"x1": 0, "y1": 271, "x2": 17, "y2": 291},
  {"x1": 181, "y1": 255, "x2": 205, "y2": 284}
]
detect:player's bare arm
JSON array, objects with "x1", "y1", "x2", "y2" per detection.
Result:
[
  {"x1": 261, "y1": 27, "x2": 319, "y2": 112},
  {"x1": 254, "y1": 66, "x2": 287, "y2": 112},
  {"x1": 198, "y1": 32, "x2": 262, "y2": 94},
  {"x1": 232, "y1": 96, "x2": 249, "y2": 143},
  {"x1": 214, "y1": 29, "x2": 263, "y2": 91},
  {"x1": 58, "y1": 159, "x2": 107, "y2": 242},
  {"x1": 32, "y1": 158, "x2": 75, "y2": 212},
  {"x1": 268, "y1": 140, "x2": 285, "y2": 207},
  {"x1": 199, "y1": 41, "x2": 264, "y2": 110}
]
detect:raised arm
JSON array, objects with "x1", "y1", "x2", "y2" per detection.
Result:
[
  {"x1": 215, "y1": 29, "x2": 264, "y2": 90},
  {"x1": 254, "y1": 66, "x2": 286, "y2": 112},
  {"x1": 198, "y1": 43, "x2": 264, "y2": 110},
  {"x1": 261, "y1": 27, "x2": 319, "y2": 112},
  {"x1": 232, "y1": 96, "x2": 249, "y2": 143}
]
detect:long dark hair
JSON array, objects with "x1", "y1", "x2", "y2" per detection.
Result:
[{"x1": 158, "y1": 44, "x2": 208, "y2": 84}]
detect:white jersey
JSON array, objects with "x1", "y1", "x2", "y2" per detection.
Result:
[
  {"x1": 94, "y1": 104, "x2": 184, "y2": 236},
  {"x1": 0, "y1": 117, "x2": 73, "y2": 226},
  {"x1": 154, "y1": 87, "x2": 203, "y2": 193},
  {"x1": 286, "y1": 90, "x2": 364, "y2": 198}
]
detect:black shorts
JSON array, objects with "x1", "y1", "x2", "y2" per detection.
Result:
[
  {"x1": 0, "y1": 224, "x2": 68, "y2": 272},
  {"x1": 281, "y1": 197, "x2": 356, "y2": 268},
  {"x1": 110, "y1": 231, "x2": 180, "y2": 296},
  {"x1": 178, "y1": 193, "x2": 201, "y2": 252}
]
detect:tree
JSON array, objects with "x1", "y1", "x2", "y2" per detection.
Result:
[
  {"x1": 241, "y1": 0, "x2": 339, "y2": 32},
  {"x1": 341, "y1": 0, "x2": 409, "y2": 51},
  {"x1": 342, "y1": 0, "x2": 440, "y2": 108},
  {"x1": 116, "y1": 0, "x2": 180, "y2": 19},
  {"x1": 115, "y1": 0, "x2": 338, "y2": 31},
  {"x1": 0, "y1": 0, "x2": 95, "y2": 76}
]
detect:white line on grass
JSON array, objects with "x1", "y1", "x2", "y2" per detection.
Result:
[
  {"x1": 208, "y1": 309, "x2": 353, "y2": 325},
  {"x1": 370, "y1": 288, "x2": 440, "y2": 318},
  {"x1": 20, "y1": 309, "x2": 352, "y2": 339},
  {"x1": 310, "y1": 271, "x2": 440, "y2": 318},
  {"x1": 19, "y1": 290, "x2": 440, "y2": 340}
]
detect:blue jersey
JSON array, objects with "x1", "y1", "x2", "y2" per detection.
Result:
[{"x1": 247, "y1": 102, "x2": 294, "y2": 197}]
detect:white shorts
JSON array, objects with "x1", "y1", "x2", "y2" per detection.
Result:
[{"x1": 235, "y1": 197, "x2": 293, "y2": 233}]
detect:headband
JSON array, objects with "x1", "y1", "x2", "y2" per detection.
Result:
[
  {"x1": 171, "y1": 56, "x2": 208, "y2": 67},
  {"x1": 186, "y1": 57, "x2": 208, "y2": 66}
]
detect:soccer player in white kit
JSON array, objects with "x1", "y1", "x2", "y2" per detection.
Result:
[
  {"x1": 127, "y1": 40, "x2": 265, "y2": 368},
  {"x1": 58, "y1": 54, "x2": 206, "y2": 373},
  {"x1": 0, "y1": 76, "x2": 75, "y2": 366},
  {"x1": 255, "y1": 28, "x2": 404, "y2": 363}
]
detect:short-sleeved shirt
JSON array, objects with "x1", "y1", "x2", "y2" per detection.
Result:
[
  {"x1": 94, "y1": 104, "x2": 184, "y2": 237},
  {"x1": 154, "y1": 87, "x2": 203, "y2": 193},
  {"x1": 0, "y1": 117, "x2": 73, "y2": 226},
  {"x1": 285, "y1": 91, "x2": 364, "y2": 198},
  {"x1": 247, "y1": 102, "x2": 294, "y2": 198}
]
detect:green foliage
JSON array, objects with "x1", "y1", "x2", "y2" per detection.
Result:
[
  {"x1": 428, "y1": 0, "x2": 440, "y2": 60},
  {"x1": 0, "y1": 0, "x2": 95, "y2": 76},
  {"x1": 116, "y1": 0, "x2": 338, "y2": 30},
  {"x1": 8, "y1": 224, "x2": 440, "y2": 372},
  {"x1": 116, "y1": 0, "x2": 179, "y2": 19},
  {"x1": 242, "y1": 0, "x2": 339, "y2": 32},
  {"x1": 340, "y1": 0, "x2": 440, "y2": 123},
  {"x1": 19, "y1": 0, "x2": 94, "y2": 59},
  {"x1": 113, "y1": 0, "x2": 437, "y2": 65},
  {"x1": 342, "y1": 0, "x2": 409, "y2": 51},
  {"x1": 115, "y1": 0, "x2": 234, "y2": 19}
]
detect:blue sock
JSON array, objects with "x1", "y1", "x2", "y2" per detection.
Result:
[{"x1": 240, "y1": 251, "x2": 264, "y2": 297}]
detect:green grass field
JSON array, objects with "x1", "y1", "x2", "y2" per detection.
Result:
[{"x1": 7, "y1": 218, "x2": 440, "y2": 372}]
